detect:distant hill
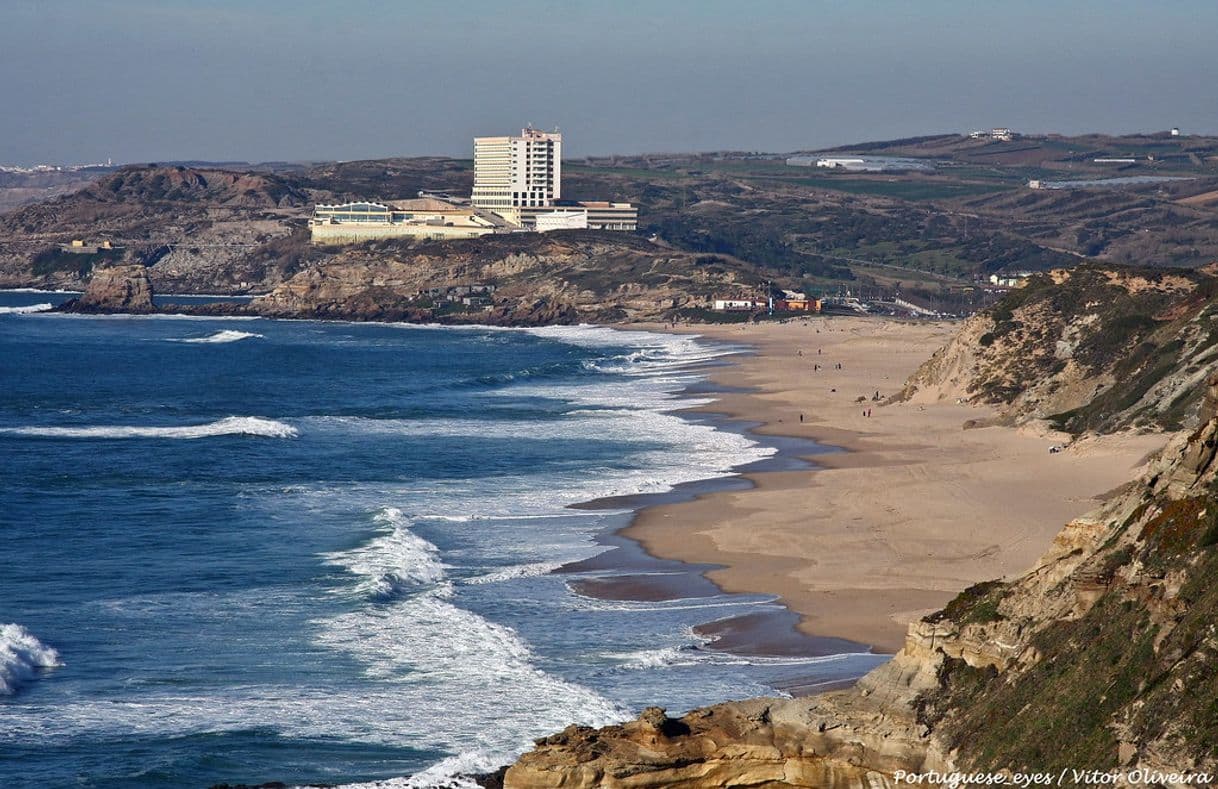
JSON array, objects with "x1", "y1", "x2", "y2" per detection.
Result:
[{"x1": 4, "y1": 132, "x2": 1218, "y2": 306}]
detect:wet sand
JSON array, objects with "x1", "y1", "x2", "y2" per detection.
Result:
[{"x1": 621, "y1": 317, "x2": 1170, "y2": 653}]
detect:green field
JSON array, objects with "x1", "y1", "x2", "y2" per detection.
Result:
[{"x1": 778, "y1": 176, "x2": 1014, "y2": 201}]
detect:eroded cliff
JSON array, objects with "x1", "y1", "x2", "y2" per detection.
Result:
[{"x1": 898, "y1": 265, "x2": 1218, "y2": 433}]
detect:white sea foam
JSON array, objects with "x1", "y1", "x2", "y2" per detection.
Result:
[
  {"x1": 176, "y1": 329, "x2": 264, "y2": 344},
  {"x1": 330, "y1": 751, "x2": 493, "y2": 788},
  {"x1": 309, "y1": 505, "x2": 630, "y2": 775},
  {"x1": 323, "y1": 508, "x2": 447, "y2": 598},
  {"x1": 0, "y1": 303, "x2": 53, "y2": 314},
  {"x1": 0, "y1": 416, "x2": 297, "y2": 439},
  {"x1": 607, "y1": 645, "x2": 868, "y2": 671},
  {"x1": 0, "y1": 288, "x2": 80, "y2": 294},
  {"x1": 0, "y1": 624, "x2": 62, "y2": 696},
  {"x1": 463, "y1": 560, "x2": 564, "y2": 585}
]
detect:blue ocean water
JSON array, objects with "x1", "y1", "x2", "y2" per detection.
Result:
[{"x1": 0, "y1": 293, "x2": 886, "y2": 788}]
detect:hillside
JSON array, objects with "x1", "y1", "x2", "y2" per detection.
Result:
[
  {"x1": 899, "y1": 264, "x2": 1218, "y2": 433},
  {"x1": 6, "y1": 132, "x2": 1218, "y2": 307},
  {"x1": 0, "y1": 165, "x2": 315, "y2": 293},
  {"x1": 504, "y1": 277, "x2": 1218, "y2": 788},
  {"x1": 507, "y1": 377, "x2": 1218, "y2": 786}
]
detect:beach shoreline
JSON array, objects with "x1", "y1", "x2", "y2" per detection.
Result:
[{"x1": 600, "y1": 316, "x2": 1171, "y2": 654}]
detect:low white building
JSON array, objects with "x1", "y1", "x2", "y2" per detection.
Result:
[
  {"x1": 713, "y1": 299, "x2": 758, "y2": 312},
  {"x1": 534, "y1": 209, "x2": 588, "y2": 233},
  {"x1": 816, "y1": 157, "x2": 866, "y2": 168}
]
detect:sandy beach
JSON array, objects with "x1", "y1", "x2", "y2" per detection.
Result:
[{"x1": 627, "y1": 317, "x2": 1169, "y2": 653}]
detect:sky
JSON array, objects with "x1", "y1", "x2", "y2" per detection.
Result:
[{"x1": 2, "y1": 0, "x2": 1215, "y2": 166}]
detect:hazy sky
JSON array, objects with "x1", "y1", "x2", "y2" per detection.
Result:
[{"x1": 3, "y1": 0, "x2": 1215, "y2": 165}]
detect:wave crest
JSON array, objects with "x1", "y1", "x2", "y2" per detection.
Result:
[
  {"x1": 0, "y1": 303, "x2": 53, "y2": 315},
  {"x1": 324, "y1": 508, "x2": 447, "y2": 599},
  {"x1": 0, "y1": 416, "x2": 297, "y2": 440},
  {"x1": 0, "y1": 624, "x2": 62, "y2": 696},
  {"x1": 177, "y1": 330, "x2": 263, "y2": 344}
]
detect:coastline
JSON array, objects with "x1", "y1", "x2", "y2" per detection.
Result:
[{"x1": 613, "y1": 316, "x2": 1171, "y2": 653}]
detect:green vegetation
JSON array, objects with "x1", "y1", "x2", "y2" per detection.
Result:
[
  {"x1": 918, "y1": 467, "x2": 1218, "y2": 772},
  {"x1": 926, "y1": 580, "x2": 1008, "y2": 626},
  {"x1": 31, "y1": 246, "x2": 123, "y2": 278}
]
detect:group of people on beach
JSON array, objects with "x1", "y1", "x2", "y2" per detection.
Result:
[{"x1": 796, "y1": 342, "x2": 883, "y2": 421}]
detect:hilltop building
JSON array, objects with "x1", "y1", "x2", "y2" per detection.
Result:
[
  {"x1": 309, "y1": 198, "x2": 498, "y2": 244},
  {"x1": 472, "y1": 127, "x2": 563, "y2": 223},
  {"x1": 473, "y1": 126, "x2": 637, "y2": 231},
  {"x1": 968, "y1": 128, "x2": 1016, "y2": 142},
  {"x1": 309, "y1": 125, "x2": 637, "y2": 244}
]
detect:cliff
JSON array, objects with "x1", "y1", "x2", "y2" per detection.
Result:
[
  {"x1": 898, "y1": 264, "x2": 1218, "y2": 433},
  {"x1": 0, "y1": 165, "x2": 314, "y2": 293}
]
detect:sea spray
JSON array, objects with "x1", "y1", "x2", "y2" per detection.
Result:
[{"x1": 0, "y1": 624, "x2": 62, "y2": 696}]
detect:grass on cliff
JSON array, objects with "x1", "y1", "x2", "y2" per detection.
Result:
[{"x1": 925, "y1": 493, "x2": 1218, "y2": 770}]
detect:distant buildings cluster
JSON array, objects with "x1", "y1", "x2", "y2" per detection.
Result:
[
  {"x1": 0, "y1": 160, "x2": 113, "y2": 174},
  {"x1": 310, "y1": 127, "x2": 638, "y2": 245},
  {"x1": 712, "y1": 290, "x2": 821, "y2": 314},
  {"x1": 968, "y1": 128, "x2": 1016, "y2": 142}
]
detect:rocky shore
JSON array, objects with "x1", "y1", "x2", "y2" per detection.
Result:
[{"x1": 55, "y1": 233, "x2": 762, "y2": 326}]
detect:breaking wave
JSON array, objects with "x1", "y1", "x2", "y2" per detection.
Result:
[
  {"x1": 323, "y1": 508, "x2": 447, "y2": 599},
  {"x1": 607, "y1": 645, "x2": 868, "y2": 671},
  {"x1": 176, "y1": 330, "x2": 264, "y2": 344},
  {"x1": 314, "y1": 506, "x2": 629, "y2": 778},
  {"x1": 0, "y1": 624, "x2": 62, "y2": 696},
  {"x1": 0, "y1": 416, "x2": 297, "y2": 440},
  {"x1": 0, "y1": 303, "x2": 53, "y2": 315}
]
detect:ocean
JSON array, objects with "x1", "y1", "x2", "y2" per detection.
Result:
[{"x1": 0, "y1": 291, "x2": 886, "y2": 788}]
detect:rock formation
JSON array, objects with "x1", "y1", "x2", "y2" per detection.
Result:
[
  {"x1": 252, "y1": 233, "x2": 756, "y2": 325},
  {"x1": 67, "y1": 264, "x2": 155, "y2": 313}
]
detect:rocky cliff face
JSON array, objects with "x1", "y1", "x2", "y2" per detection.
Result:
[
  {"x1": 898, "y1": 265, "x2": 1218, "y2": 433},
  {"x1": 253, "y1": 232, "x2": 760, "y2": 325}
]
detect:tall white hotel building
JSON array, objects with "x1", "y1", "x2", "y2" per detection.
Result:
[
  {"x1": 471, "y1": 126, "x2": 637, "y2": 231},
  {"x1": 472, "y1": 127, "x2": 562, "y2": 216}
]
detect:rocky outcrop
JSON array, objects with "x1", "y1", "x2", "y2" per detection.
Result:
[
  {"x1": 898, "y1": 265, "x2": 1218, "y2": 433},
  {"x1": 65, "y1": 264, "x2": 155, "y2": 313},
  {"x1": 252, "y1": 233, "x2": 758, "y2": 325}
]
